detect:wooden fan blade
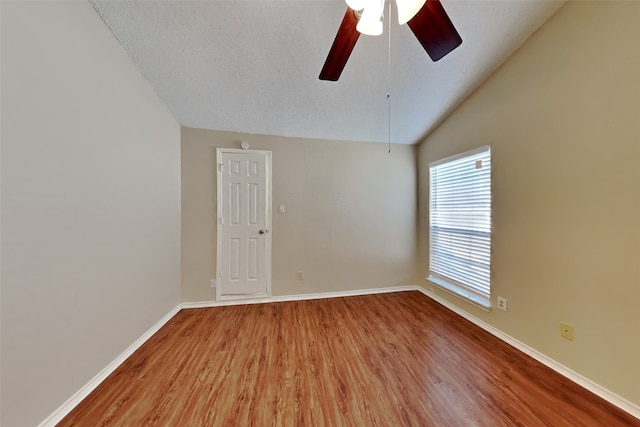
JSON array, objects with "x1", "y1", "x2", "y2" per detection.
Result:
[
  {"x1": 319, "y1": 8, "x2": 360, "y2": 81},
  {"x1": 407, "y1": 0, "x2": 462, "y2": 62}
]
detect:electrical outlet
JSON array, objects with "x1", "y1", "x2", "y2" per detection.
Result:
[
  {"x1": 210, "y1": 279, "x2": 216, "y2": 288},
  {"x1": 497, "y1": 296, "x2": 507, "y2": 311},
  {"x1": 297, "y1": 271, "x2": 304, "y2": 281},
  {"x1": 560, "y1": 323, "x2": 574, "y2": 340}
]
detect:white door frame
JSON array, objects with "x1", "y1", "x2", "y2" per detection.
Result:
[{"x1": 215, "y1": 148, "x2": 272, "y2": 301}]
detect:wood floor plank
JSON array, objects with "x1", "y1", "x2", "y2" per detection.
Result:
[{"x1": 58, "y1": 292, "x2": 639, "y2": 426}]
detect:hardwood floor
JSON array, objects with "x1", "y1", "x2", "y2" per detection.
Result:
[{"x1": 59, "y1": 291, "x2": 639, "y2": 426}]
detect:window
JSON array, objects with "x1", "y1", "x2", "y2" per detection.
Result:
[{"x1": 428, "y1": 146, "x2": 491, "y2": 309}]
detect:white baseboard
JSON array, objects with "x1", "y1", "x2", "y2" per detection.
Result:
[
  {"x1": 37, "y1": 304, "x2": 182, "y2": 427},
  {"x1": 414, "y1": 286, "x2": 640, "y2": 420},
  {"x1": 180, "y1": 285, "x2": 417, "y2": 309},
  {"x1": 40, "y1": 285, "x2": 639, "y2": 425}
]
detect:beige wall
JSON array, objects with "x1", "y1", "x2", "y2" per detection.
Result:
[
  {"x1": 182, "y1": 128, "x2": 419, "y2": 302},
  {"x1": 418, "y1": 1, "x2": 640, "y2": 406},
  {"x1": 1, "y1": 2, "x2": 181, "y2": 426}
]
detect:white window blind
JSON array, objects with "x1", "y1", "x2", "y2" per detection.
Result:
[{"x1": 429, "y1": 147, "x2": 491, "y2": 308}]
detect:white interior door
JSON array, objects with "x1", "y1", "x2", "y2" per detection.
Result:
[{"x1": 217, "y1": 149, "x2": 271, "y2": 299}]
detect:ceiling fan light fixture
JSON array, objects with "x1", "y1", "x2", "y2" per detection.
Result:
[
  {"x1": 356, "y1": 0, "x2": 383, "y2": 36},
  {"x1": 321, "y1": 0, "x2": 462, "y2": 81},
  {"x1": 396, "y1": 0, "x2": 426, "y2": 25}
]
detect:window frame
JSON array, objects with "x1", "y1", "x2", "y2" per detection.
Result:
[{"x1": 427, "y1": 146, "x2": 492, "y2": 310}]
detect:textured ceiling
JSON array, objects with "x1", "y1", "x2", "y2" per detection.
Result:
[{"x1": 91, "y1": 0, "x2": 565, "y2": 145}]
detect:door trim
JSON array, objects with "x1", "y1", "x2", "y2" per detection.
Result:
[{"x1": 215, "y1": 148, "x2": 272, "y2": 301}]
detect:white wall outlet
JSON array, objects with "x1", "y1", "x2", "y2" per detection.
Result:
[
  {"x1": 278, "y1": 204, "x2": 286, "y2": 214},
  {"x1": 497, "y1": 296, "x2": 507, "y2": 311},
  {"x1": 210, "y1": 279, "x2": 216, "y2": 288},
  {"x1": 297, "y1": 271, "x2": 304, "y2": 281}
]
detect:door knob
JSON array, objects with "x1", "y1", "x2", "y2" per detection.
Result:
[{"x1": 259, "y1": 229, "x2": 267, "y2": 235}]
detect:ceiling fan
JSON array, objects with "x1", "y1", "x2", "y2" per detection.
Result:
[{"x1": 319, "y1": 0, "x2": 462, "y2": 81}]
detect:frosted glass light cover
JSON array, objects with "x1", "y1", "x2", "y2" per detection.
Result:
[
  {"x1": 356, "y1": 1, "x2": 383, "y2": 36},
  {"x1": 396, "y1": 0, "x2": 426, "y2": 25},
  {"x1": 345, "y1": 0, "x2": 367, "y2": 11}
]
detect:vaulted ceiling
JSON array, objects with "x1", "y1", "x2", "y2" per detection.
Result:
[{"x1": 91, "y1": 0, "x2": 565, "y2": 145}]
